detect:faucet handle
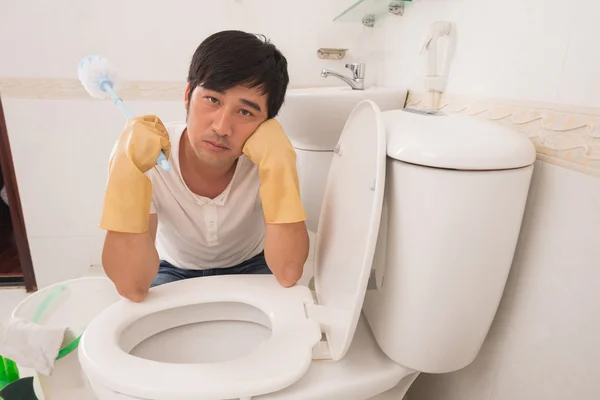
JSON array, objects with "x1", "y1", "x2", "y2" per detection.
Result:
[{"x1": 345, "y1": 63, "x2": 365, "y2": 79}]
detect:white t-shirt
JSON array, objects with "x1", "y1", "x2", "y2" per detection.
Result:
[{"x1": 146, "y1": 122, "x2": 265, "y2": 270}]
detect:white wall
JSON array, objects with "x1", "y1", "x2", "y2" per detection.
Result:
[
  {"x1": 0, "y1": 0, "x2": 373, "y2": 86},
  {"x1": 0, "y1": 0, "x2": 377, "y2": 288},
  {"x1": 370, "y1": 0, "x2": 600, "y2": 399}
]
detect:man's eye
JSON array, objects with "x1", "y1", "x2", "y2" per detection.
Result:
[
  {"x1": 240, "y1": 109, "x2": 253, "y2": 117},
  {"x1": 206, "y1": 96, "x2": 219, "y2": 104}
]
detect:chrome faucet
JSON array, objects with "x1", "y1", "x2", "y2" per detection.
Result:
[{"x1": 321, "y1": 63, "x2": 365, "y2": 90}]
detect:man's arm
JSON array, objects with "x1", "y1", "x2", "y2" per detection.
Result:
[
  {"x1": 242, "y1": 119, "x2": 309, "y2": 286},
  {"x1": 101, "y1": 214, "x2": 159, "y2": 302},
  {"x1": 263, "y1": 221, "x2": 309, "y2": 287}
]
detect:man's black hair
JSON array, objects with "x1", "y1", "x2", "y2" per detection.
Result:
[{"x1": 187, "y1": 30, "x2": 289, "y2": 119}]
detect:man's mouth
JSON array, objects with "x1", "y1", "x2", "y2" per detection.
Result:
[{"x1": 204, "y1": 140, "x2": 229, "y2": 150}]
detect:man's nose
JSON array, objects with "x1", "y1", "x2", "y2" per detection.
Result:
[{"x1": 212, "y1": 108, "x2": 233, "y2": 137}]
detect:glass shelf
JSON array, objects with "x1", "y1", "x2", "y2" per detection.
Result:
[{"x1": 333, "y1": 0, "x2": 412, "y2": 27}]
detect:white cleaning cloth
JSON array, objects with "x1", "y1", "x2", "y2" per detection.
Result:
[{"x1": 0, "y1": 317, "x2": 67, "y2": 376}]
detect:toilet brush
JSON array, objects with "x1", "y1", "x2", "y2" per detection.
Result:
[{"x1": 77, "y1": 55, "x2": 171, "y2": 171}]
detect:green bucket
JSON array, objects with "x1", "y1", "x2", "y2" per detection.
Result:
[
  {"x1": 0, "y1": 356, "x2": 20, "y2": 390},
  {"x1": 7, "y1": 277, "x2": 120, "y2": 399}
]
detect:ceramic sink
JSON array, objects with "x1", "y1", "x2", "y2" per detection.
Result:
[{"x1": 277, "y1": 86, "x2": 407, "y2": 151}]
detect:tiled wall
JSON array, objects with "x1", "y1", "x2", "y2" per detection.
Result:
[
  {"x1": 372, "y1": 1, "x2": 600, "y2": 399},
  {"x1": 406, "y1": 161, "x2": 600, "y2": 400},
  {"x1": 375, "y1": 0, "x2": 600, "y2": 108}
]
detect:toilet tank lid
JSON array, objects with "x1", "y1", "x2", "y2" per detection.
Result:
[{"x1": 384, "y1": 109, "x2": 537, "y2": 170}]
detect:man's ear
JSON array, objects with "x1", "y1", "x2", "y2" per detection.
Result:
[{"x1": 184, "y1": 82, "x2": 191, "y2": 110}]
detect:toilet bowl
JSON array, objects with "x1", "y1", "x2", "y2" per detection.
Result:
[{"x1": 79, "y1": 99, "x2": 536, "y2": 400}]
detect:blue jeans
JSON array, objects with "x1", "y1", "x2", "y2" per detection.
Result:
[{"x1": 151, "y1": 251, "x2": 272, "y2": 287}]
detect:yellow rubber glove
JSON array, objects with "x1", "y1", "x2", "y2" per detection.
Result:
[
  {"x1": 99, "y1": 115, "x2": 171, "y2": 233},
  {"x1": 243, "y1": 119, "x2": 307, "y2": 224}
]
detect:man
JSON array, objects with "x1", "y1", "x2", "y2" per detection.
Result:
[{"x1": 99, "y1": 30, "x2": 309, "y2": 302}]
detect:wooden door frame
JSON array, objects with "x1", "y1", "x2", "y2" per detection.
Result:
[{"x1": 0, "y1": 93, "x2": 37, "y2": 292}]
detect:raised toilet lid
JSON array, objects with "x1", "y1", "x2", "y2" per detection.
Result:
[
  {"x1": 313, "y1": 99, "x2": 387, "y2": 360},
  {"x1": 79, "y1": 275, "x2": 321, "y2": 400}
]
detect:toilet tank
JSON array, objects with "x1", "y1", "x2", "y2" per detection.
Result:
[{"x1": 362, "y1": 108, "x2": 537, "y2": 374}]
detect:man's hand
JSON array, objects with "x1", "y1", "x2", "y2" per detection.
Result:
[
  {"x1": 264, "y1": 221, "x2": 309, "y2": 287},
  {"x1": 242, "y1": 119, "x2": 307, "y2": 224},
  {"x1": 100, "y1": 115, "x2": 171, "y2": 234}
]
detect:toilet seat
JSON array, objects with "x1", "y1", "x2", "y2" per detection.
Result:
[
  {"x1": 79, "y1": 275, "x2": 321, "y2": 400},
  {"x1": 80, "y1": 99, "x2": 388, "y2": 400}
]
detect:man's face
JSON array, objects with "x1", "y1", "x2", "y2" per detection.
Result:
[{"x1": 184, "y1": 83, "x2": 269, "y2": 168}]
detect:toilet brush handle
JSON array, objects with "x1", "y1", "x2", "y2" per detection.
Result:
[{"x1": 99, "y1": 81, "x2": 171, "y2": 172}]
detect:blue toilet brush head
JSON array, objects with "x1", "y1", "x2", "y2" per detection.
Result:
[{"x1": 77, "y1": 55, "x2": 170, "y2": 171}]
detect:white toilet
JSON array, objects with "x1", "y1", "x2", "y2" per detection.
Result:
[{"x1": 78, "y1": 99, "x2": 536, "y2": 400}]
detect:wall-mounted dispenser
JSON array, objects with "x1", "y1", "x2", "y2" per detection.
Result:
[{"x1": 419, "y1": 21, "x2": 453, "y2": 110}]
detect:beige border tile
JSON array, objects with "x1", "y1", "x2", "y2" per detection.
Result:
[{"x1": 0, "y1": 77, "x2": 186, "y2": 101}]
